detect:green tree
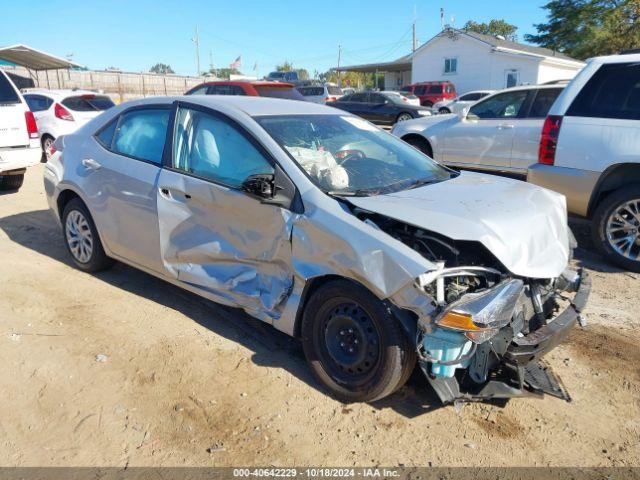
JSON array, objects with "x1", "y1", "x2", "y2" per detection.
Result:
[
  {"x1": 525, "y1": 0, "x2": 640, "y2": 59},
  {"x1": 463, "y1": 19, "x2": 518, "y2": 41},
  {"x1": 276, "y1": 61, "x2": 310, "y2": 80},
  {"x1": 203, "y1": 67, "x2": 240, "y2": 78},
  {"x1": 150, "y1": 63, "x2": 175, "y2": 74}
]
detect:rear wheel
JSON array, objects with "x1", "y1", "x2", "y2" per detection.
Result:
[
  {"x1": 403, "y1": 135, "x2": 433, "y2": 157},
  {"x1": 592, "y1": 185, "x2": 640, "y2": 272},
  {"x1": 396, "y1": 112, "x2": 413, "y2": 123},
  {"x1": 301, "y1": 280, "x2": 415, "y2": 402},
  {"x1": 0, "y1": 173, "x2": 24, "y2": 191},
  {"x1": 62, "y1": 198, "x2": 114, "y2": 272},
  {"x1": 439, "y1": 107, "x2": 451, "y2": 114}
]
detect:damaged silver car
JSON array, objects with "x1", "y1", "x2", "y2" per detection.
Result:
[{"x1": 43, "y1": 96, "x2": 590, "y2": 403}]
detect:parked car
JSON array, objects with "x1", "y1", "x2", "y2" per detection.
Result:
[
  {"x1": 401, "y1": 81, "x2": 456, "y2": 107},
  {"x1": 327, "y1": 91, "x2": 432, "y2": 125},
  {"x1": 0, "y1": 70, "x2": 40, "y2": 190},
  {"x1": 528, "y1": 53, "x2": 640, "y2": 272},
  {"x1": 23, "y1": 89, "x2": 115, "y2": 161},
  {"x1": 185, "y1": 81, "x2": 306, "y2": 101},
  {"x1": 265, "y1": 71, "x2": 299, "y2": 83},
  {"x1": 297, "y1": 84, "x2": 343, "y2": 104},
  {"x1": 392, "y1": 84, "x2": 565, "y2": 175},
  {"x1": 44, "y1": 95, "x2": 588, "y2": 404},
  {"x1": 433, "y1": 90, "x2": 495, "y2": 115}
]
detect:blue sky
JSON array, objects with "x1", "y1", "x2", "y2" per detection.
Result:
[{"x1": 2, "y1": 0, "x2": 549, "y2": 76}]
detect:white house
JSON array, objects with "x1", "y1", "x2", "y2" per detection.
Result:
[{"x1": 338, "y1": 28, "x2": 585, "y2": 93}]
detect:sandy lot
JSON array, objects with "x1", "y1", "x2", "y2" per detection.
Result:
[{"x1": 0, "y1": 165, "x2": 639, "y2": 467}]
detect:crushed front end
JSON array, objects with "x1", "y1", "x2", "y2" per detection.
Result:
[
  {"x1": 415, "y1": 265, "x2": 590, "y2": 403},
  {"x1": 353, "y1": 211, "x2": 591, "y2": 404}
]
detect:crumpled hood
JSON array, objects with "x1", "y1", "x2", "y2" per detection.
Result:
[{"x1": 347, "y1": 171, "x2": 570, "y2": 279}]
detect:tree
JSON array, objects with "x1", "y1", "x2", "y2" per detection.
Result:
[
  {"x1": 525, "y1": 0, "x2": 640, "y2": 59},
  {"x1": 463, "y1": 19, "x2": 518, "y2": 41},
  {"x1": 202, "y1": 67, "x2": 240, "y2": 78},
  {"x1": 150, "y1": 63, "x2": 175, "y2": 74}
]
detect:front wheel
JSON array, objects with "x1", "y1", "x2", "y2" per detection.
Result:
[
  {"x1": 62, "y1": 198, "x2": 114, "y2": 272},
  {"x1": 301, "y1": 280, "x2": 415, "y2": 402},
  {"x1": 592, "y1": 185, "x2": 640, "y2": 272}
]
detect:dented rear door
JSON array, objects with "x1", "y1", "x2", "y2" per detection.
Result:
[{"x1": 156, "y1": 103, "x2": 294, "y2": 317}]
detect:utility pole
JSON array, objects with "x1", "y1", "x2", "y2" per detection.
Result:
[
  {"x1": 336, "y1": 44, "x2": 342, "y2": 87},
  {"x1": 209, "y1": 50, "x2": 214, "y2": 77},
  {"x1": 192, "y1": 26, "x2": 201, "y2": 76},
  {"x1": 412, "y1": 5, "x2": 417, "y2": 52}
]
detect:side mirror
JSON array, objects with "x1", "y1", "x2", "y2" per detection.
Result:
[{"x1": 241, "y1": 173, "x2": 274, "y2": 199}]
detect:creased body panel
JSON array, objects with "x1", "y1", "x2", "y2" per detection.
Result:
[
  {"x1": 348, "y1": 171, "x2": 570, "y2": 279},
  {"x1": 156, "y1": 168, "x2": 294, "y2": 319}
]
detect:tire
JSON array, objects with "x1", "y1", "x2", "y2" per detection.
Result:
[
  {"x1": 301, "y1": 280, "x2": 416, "y2": 402},
  {"x1": 62, "y1": 198, "x2": 114, "y2": 272},
  {"x1": 403, "y1": 135, "x2": 433, "y2": 157},
  {"x1": 396, "y1": 112, "x2": 413, "y2": 123},
  {"x1": 592, "y1": 184, "x2": 640, "y2": 273},
  {"x1": 439, "y1": 107, "x2": 451, "y2": 114},
  {"x1": 0, "y1": 173, "x2": 24, "y2": 191},
  {"x1": 41, "y1": 135, "x2": 55, "y2": 163}
]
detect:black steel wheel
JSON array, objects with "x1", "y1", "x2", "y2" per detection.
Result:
[{"x1": 301, "y1": 280, "x2": 415, "y2": 402}]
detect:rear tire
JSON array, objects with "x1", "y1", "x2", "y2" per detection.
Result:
[
  {"x1": 0, "y1": 173, "x2": 24, "y2": 191},
  {"x1": 301, "y1": 280, "x2": 416, "y2": 403},
  {"x1": 439, "y1": 107, "x2": 451, "y2": 114},
  {"x1": 592, "y1": 184, "x2": 640, "y2": 273},
  {"x1": 396, "y1": 112, "x2": 413, "y2": 123},
  {"x1": 62, "y1": 198, "x2": 114, "y2": 272}
]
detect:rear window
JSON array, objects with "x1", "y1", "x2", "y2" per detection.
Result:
[
  {"x1": 298, "y1": 87, "x2": 324, "y2": 96},
  {"x1": 254, "y1": 86, "x2": 305, "y2": 101},
  {"x1": 0, "y1": 72, "x2": 20, "y2": 104},
  {"x1": 567, "y1": 62, "x2": 640, "y2": 120},
  {"x1": 327, "y1": 86, "x2": 343, "y2": 95},
  {"x1": 62, "y1": 95, "x2": 115, "y2": 112},
  {"x1": 209, "y1": 85, "x2": 246, "y2": 95},
  {"x1": 24, "y1": 94, "x2": 53, "y2": 112}
]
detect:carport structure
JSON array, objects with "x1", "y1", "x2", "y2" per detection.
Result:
[
  {"x1": 335, "y1": 54, "x2": 412, "y2": 90},
  {"x1": 0, "y1": 44, "x2": 82, "y2": 89}
]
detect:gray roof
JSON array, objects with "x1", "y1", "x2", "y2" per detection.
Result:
[
  {"x1": 451, "y1": 29, "x2": 580, "y2": 62},
  {"x1": 0, "y1": 44, "x2": 82, "y2": 70}
]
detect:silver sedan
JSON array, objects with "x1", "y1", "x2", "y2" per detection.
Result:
[{"x1": 44, "y1": 96, "x2": 588, "y2": 403}]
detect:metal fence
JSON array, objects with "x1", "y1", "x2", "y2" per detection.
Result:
[{"x1": 1, "y1": 65, "x2": 205, "y2": 103}]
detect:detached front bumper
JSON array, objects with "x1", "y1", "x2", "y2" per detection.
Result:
[{"x1": 422, "y1": 268, "x2": 591, "y2": 404}]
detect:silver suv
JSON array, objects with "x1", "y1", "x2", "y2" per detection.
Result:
[{"x1": 528, "y1": 53, "x2": 640, "y2": 272}]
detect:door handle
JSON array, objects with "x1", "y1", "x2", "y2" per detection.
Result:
[
  {"x1": 82, "y1": 158, "x2": 102, "y2": 170},
  {"x1": 159, "y1": 187, "x2": 191, "y2": 201},
  {"x1": 497, "y1": 124, "x2": 514, "y2": 130}
]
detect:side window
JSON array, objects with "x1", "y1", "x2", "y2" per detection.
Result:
[
  {"x1": 370, "y1": 93, "x2": 386, "y2": 104},
  {"x1": 172, "y1": 107, "x2": 274, "y2": 187},
  {"x1": 188, "y1": 85, "x2": 210, "y2": 95},
  {"x1": 111, "y1": 108, "x2": 170, "y2": 164},
  {"x1": 414, "y1": 86, "x2": 426, "y2": 95},
  {"x1": 459, "y1": 93, "x2": 480, "y2": 102},
  {"x1": 528, "y1": 88, "x2": 563, "y2": 118},
  {"x1": 469, "y1": 90, "x2": 530, "y2": 119},
  {"x1": 427, "y1": 85, "x2": 442, "y2": 94},
  {"x1": 96, "y1": 119, "x2": 118, "y2": 148},
  {"x1": 351, "y1": 93, "x2": 368, "y2": 103},
  {"x1": 24, "y1": 94, "x2": 52, "y2": 112},
  {"x1": 567, "y1": 62, "x2": 640, "y2": 120}
]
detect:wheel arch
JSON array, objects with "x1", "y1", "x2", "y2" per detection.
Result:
[
  {"x1": 292, "y1": 274, "x2": 418, "y2": 344},
  {"x1": 588, "y1": 163, "x2": 640, "y2": 217},
  {"x1": 401, "y1": 133, "x2": 433, "y2": 157}
]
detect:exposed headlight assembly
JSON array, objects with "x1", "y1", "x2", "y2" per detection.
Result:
[
  {"x1": 417, "y1": 110, "x2": 432, "y2": 116},
  {"x1": 436, "y1": 279, "x2": 524, "y2": 343}
]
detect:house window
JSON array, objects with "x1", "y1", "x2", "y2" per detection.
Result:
[
  {"x1": 444, "y1": 58, "x2": 457, "y2": 74},
  {"x1": 506, "y1": 70, "x2": 520, "y2": 88}
]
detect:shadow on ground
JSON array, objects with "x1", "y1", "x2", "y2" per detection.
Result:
[{"x1": 0, "y1": 208, "x2": 447, "y2": 417}]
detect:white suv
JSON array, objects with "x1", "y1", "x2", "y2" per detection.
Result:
[
  {"x1": 0, "y1": 70, "x2": 40, "y2": 190},
  {"x1": 528, "y1": 53, "x2": 640, "y2": 271},
  {"x1": 23, "y1": 89, "x2": 115, "y2": 160}
]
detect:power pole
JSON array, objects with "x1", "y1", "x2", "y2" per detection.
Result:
[
  {"x1": 192, "y1": 26, "x2": 201, "y2": 76},
  {"x1": 209, "y1": 50, "x2": 214, "y2": 77},
  {"x1": 412, "y1": 5, "x2": 417, "y2": 52},
  {"x1": 336, "y1": 44, "x2": 342, "y2": 87}
]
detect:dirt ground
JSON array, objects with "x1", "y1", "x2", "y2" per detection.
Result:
[{"x1": 1, "y1": 164, "x2": 639, "y2": 467}]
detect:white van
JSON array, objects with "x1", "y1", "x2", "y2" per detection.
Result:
[
  {"x1": 0, "y1": 70, "x2": 41, "y2": 190},
  {"x1": 528, "y1": 52, "x2": 640, "y2": 271}
]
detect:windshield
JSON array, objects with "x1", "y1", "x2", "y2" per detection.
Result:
[{"x1": 256, "y1": 114, "x2": 452, "y2": 196}]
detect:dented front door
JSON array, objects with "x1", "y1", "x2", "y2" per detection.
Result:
[{"x1": 156, "y1": 104, "x2": 294, "y2": 318}]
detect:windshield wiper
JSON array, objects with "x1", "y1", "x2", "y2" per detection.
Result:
[{"x1": 406, "y1": 177, "x2": 438, "y2": 190}]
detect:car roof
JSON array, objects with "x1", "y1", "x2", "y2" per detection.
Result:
[
  {"x1": 588, "y1": 52, "x2": 640, "y2": 64},
  {"x1": 130, "y1": 95, "x2": 340, "y2": 117},
  {"x1": 192, "y1": 80, "x2": 294, "y2": 88},
  {"x1": 22, "y1": 88, "x2": 103, "y2": 99}
]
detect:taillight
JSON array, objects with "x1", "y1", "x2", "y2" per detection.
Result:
[
  {"x1": 538, "y1": 115, "x2": 563, "y2": 165},
  {"x1": 54, "y1": 103, "x2": 74, "y2": 121},
  {"x1": 325, "y1": 96, "x2": 337, "y2": 102},
  {"x1": 24, "y1": 111, "x2": 39, "y2": 139}
]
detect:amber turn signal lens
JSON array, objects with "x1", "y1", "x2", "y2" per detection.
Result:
[{"x1": 437, "y1": 311, "x2": 484, "y2": 331}]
